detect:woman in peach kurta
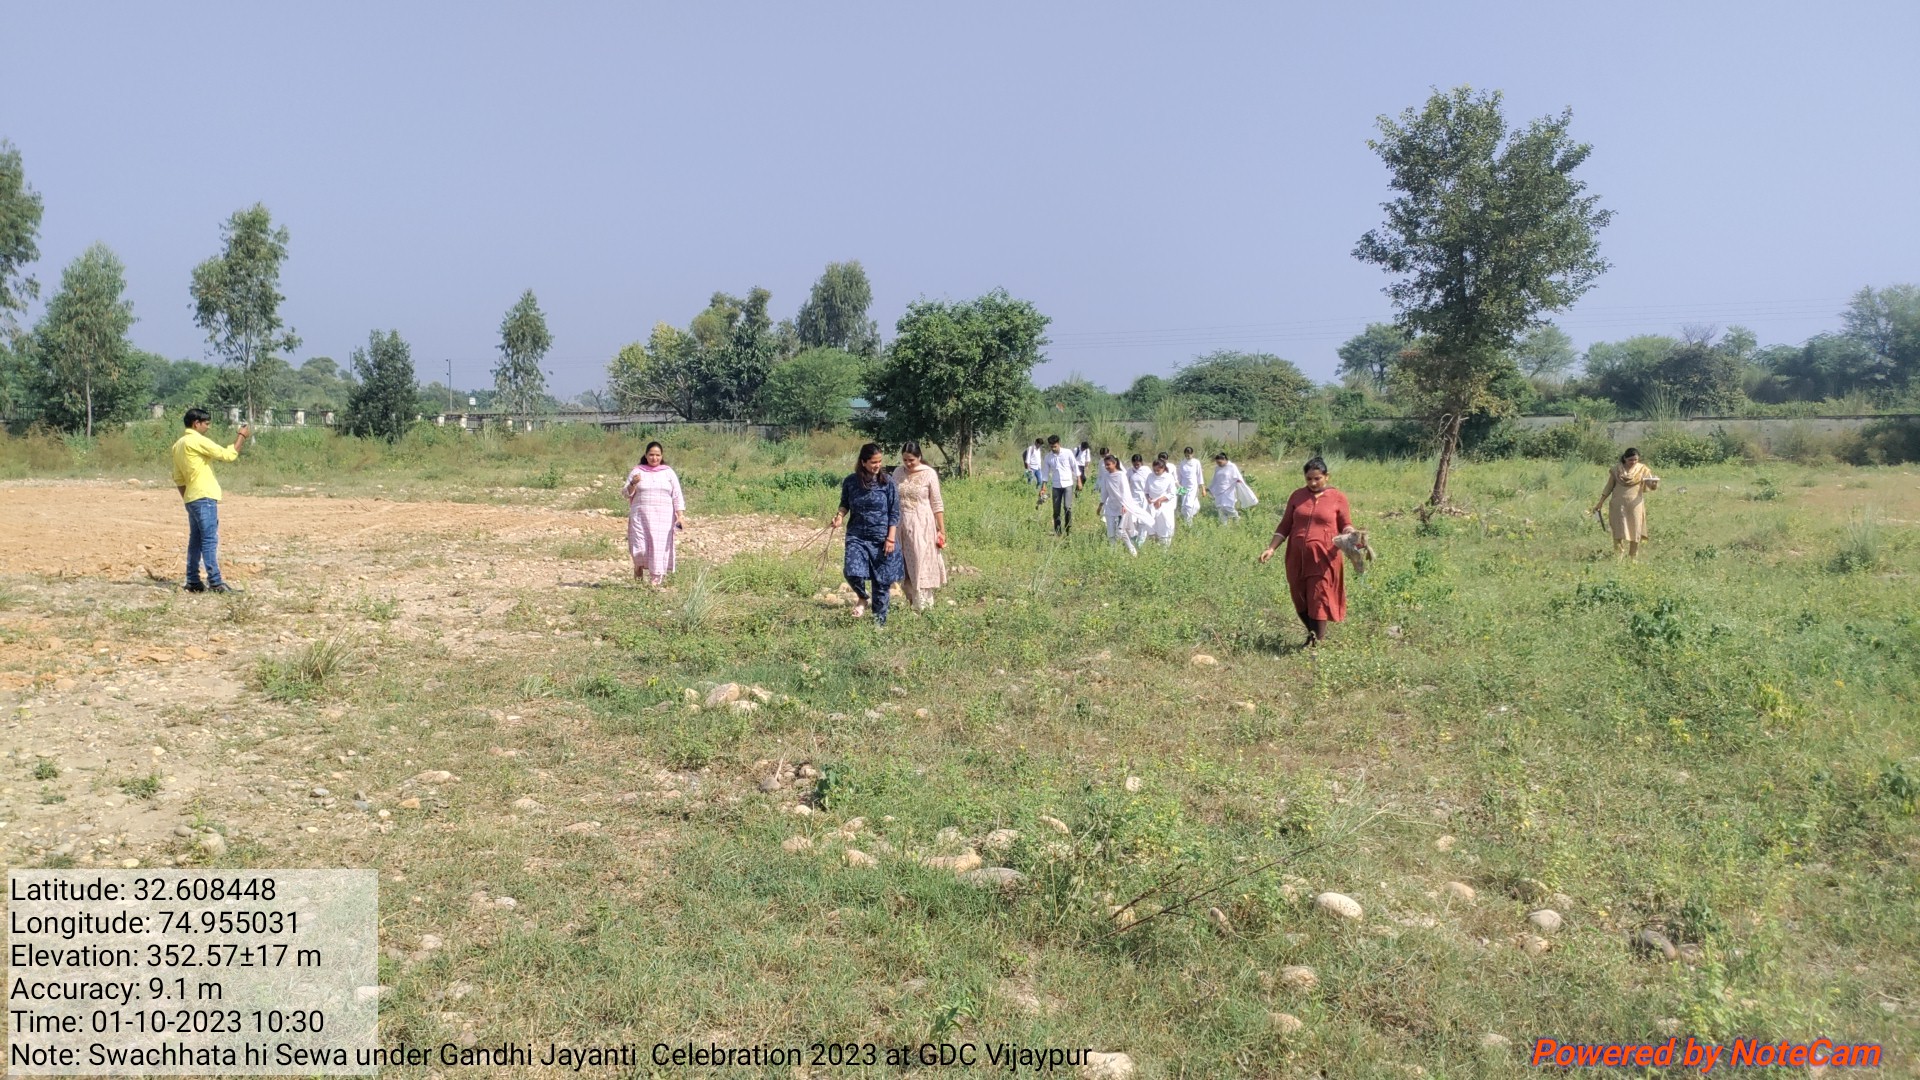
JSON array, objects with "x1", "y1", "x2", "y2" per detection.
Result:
[
  {"x1": 891, "y1": 441, "x2": 948, "y2": 613},
  {"x1": 1259, "y1": 456, "x2": 1354, "y2": 647},
  {"x1": 1591, "y1": 447, "x2": 1658, "y2": 558}
]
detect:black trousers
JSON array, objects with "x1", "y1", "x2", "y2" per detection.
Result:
[{"x1": 1051, "y1": 486, "x2": 1074, "y2": 534}]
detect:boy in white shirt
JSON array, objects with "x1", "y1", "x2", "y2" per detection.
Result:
[
  {"x1": 1023, "y1": 438, "x2": 1045, "y2": 505},
  {"x1": 1096, "y1": 455, "x2": 1148, "y2": 555},
  {"x1": 1044, "y1": 435, "x2": 1081, "y2": 536}
]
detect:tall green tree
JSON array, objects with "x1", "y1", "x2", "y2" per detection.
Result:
[
  {"x1": 758, "y1": 347, "x2": 864, "y2": 431},
  {"x1": 29, "y1": 243, "x2": 140, "y2": 436},
  {"x1": 493, "y1": 289, "x2": 552, "y2": 422},
  {"x1": 686, "y1": 287, "x2": 777, "y2": 419},
  {"x1": 1354, "y1": 86, "x2": 1611, "y2": 505},
  {"x1": 342, "y1": 330, "x2": 418, "y2": 442},
  {"x1": 190, "y1": 204, "x2": 298, "y2": 424},
  {"x1": 864, "y1": 289, "x2": 1050, "y2": 476},
  {"x1": 1841, "y1": 284, "x2": 1920, "y2": 391},
  {"x1": 1168, "y1": 350, "x2": 1313, "y2": 421},
  {"x1": 795, "y1": 260, "x2": 879, "y2": 356},
  {"x1": 1335, "y1": 323, "x2": 1409, "y2": 390},
  {"x1": 1513, "y1": 323, "x2": 1578, "y2": 380},
  {"x1": 0, "y1": 140, "x2": 43, "y2": 338},
  {"x1": 1039, "y1": 373, "x2": 1115, "y2": 418},
  {"x1": 1118, "y1": 374, "x2": 1169, "y2": 416}
]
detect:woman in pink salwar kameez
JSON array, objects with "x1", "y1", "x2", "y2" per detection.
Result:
[{"x1": 623, "y1": 441, "x2": 686, "y2": 586}]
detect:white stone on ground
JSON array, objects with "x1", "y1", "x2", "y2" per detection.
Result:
[
  {"x1": 1081, "y1": 1052, "x2": 1134, "y2": 1079},
  {"x1": 1527, "y1": 909, "x2": 1563, "y2": 934},
  {"x1": 1313, "y1": 892, "x2": 1364, "y2": 921}
]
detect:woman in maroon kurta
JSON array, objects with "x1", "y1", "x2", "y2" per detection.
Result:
[{"x1": 1259, "y1": 456, "x2": 1353, "y2": 646}]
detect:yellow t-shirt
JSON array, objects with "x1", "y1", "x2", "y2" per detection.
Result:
[{"x1": 170, "y1": 430, "x2": 239, "y2": 503}]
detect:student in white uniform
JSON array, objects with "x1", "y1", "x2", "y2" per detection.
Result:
[
  {"x1": 1096, "y1": 454, "x2": 1149, "y2": 555},
  {"x1": 1177, "y1": 447, "x2": 1204, "y2": 523},
  {"x1": 1210, "y1": 452, "x2": 1249, "y2": 521},
  {"x1": 1075, "y1": 442, "x2": 1093, "y2": 485},
  {"x1": 1044, "y1": 435, "x2": 1081, "y2": 536},
  {"x1": 1128, "y1": 454, "x2": 1151, "y2": 506},
  {"x1": 1023, "y1": 439, "x2": 1045, "y2": 505},
  {"x1": 1142, "y1": 457, "x2": 1179, "y2": 545}
]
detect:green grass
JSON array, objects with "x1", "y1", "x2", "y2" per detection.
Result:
[
  {"x1": 32, "y1": 757, "x2": 60, "y2": 781},
  {"x1": 254, "y1": 637, "x2": 356, "y2": 701},
  {"x1": 9, "y1": 432, "x2": 1916, "y2": 1075},
  {"x1": 118, "y1": 774, "x2": 162, "y2": 800}
]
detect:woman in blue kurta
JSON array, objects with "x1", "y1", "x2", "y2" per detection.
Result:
[{"x1": 829, "y1": 443, "x2": 904, "y2": 625}]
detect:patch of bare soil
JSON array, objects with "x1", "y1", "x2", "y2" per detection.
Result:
[{"x1": 0, "y1": 482, "x2": 816, "y2": 871}]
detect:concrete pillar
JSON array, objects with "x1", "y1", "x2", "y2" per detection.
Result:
[
  {"x1": 227, "y1": 407, "x2": 240, "y2": 423},
  {"x1": 322, "y1": 410, "x2": 335, "y2": 426},
  {"x1": 149, "y1": 402, "x2": 164, "y2": 420},
  {"x1": 262, "y1": 408, "x2": 274, "y2": 426},
  {"x1": 294, "y1": 409, "x2": 306, "y2": 426},
  {"x1": 435, "y1": 414, "x2": 445, "y2": 426}
]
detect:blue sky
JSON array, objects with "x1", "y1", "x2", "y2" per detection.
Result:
[{"x1": 6, "y1": 1, "x2": 1916, "y2": 397}]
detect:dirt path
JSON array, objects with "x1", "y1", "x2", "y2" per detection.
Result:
[{"x1": 0, "y1": 482, "x2": 816, "y2": 872}]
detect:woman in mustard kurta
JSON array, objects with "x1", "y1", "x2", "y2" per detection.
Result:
[{"x1": 1591, "y1": 447, "x2": 1659, "y2": 558}]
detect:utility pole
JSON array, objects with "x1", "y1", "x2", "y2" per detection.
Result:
[{"x1": 445, "y1": 359, "x2": 454, "y2": 414}]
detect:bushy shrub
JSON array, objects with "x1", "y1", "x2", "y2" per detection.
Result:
[
  {"x1": 1853, "y1": 416, "x2": 1920, "y2": 465},
  {"x1": 1329, "y1": 420, "x2": 1428, "y2": 460},
  {"x1": 1638, "y1": 430, "x2": 1730, "y2": 467},
  {"x1": 1518, "y1": 420, "x2": 1615, "y2": 463}
]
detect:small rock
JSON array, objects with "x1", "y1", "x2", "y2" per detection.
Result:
[
  {"x1": 310, "y1": 787, "x2": 330, "y2": 798},
  {"x1": 493, "y1": 896, "x2": 516, "y2": 909},
  {"x1": 1038, "y1": 814, "x2": 1071, "y2": 835},
  {"x1": 757, "y1": 776, "x2": 783, "y2": 792},
  {"x1": 1654, "y1": 1017, "x2": 1681, "y2": 1035},
  {"x1": 1123, "y1": 775, "x2": 1143, "y2": 793},
  {"x1": 1107, "y1": 905, "x2": 1136, "y2": 929},
  {"x1": 1434, "y1": 835, "x2": 1456, "y2": 852},
  {"x1": 1278, "y1": 965, "x2": 1318, "y2": 990},
  {"x1": 172, "y1": 826, "x2": 194, "y2": 838},
  {"x1": 785, "y1": 804, "x2": 814, "y2": 817},
  {"x1": 1677, "y1": 943, "x2": 1705, "y2": 966},
  {"x1": 748, "y1": 686, "x2": 773, "y2": 704},
  {"x1": 960, "y1": 867, "x2": 1026, "y2": 890},
  {"x1": 1517, "y1": 933, "x2": 1550, "y2": 956},
  {"x1": 841, "y1": 817, "x2": 866, "y2": 833},
  {"x1": 1548, "y1": 891, "x2": 1574, "y2": 910},
  {"x1": 728, "y1": 699, "x2": 760, "y2": 714},
  {"x1": 1234, "y1": 700, "x2": 1256, "y2": 713},
  {"x1": 1081, "y1": 1052, "x2": 1134, "y2": 1080},
  {"x1": 562, "y1": 821, "x2": 600, "y2": 834},
  {"x1": 1206, "y1": 906, "x2": 1233, "y2": 935},
  {"x1": 1480, "y1": 1033, "x2": 1510, "y2": 1051},
  {"x1": 354, "y1": 985, "x2": 389, "y2": 1004},
  {"x1": 782, "y1": 835, "x2": 814, "y2": 854},
  {"x1": 1313, "y1": 892, "x2": 1364, "y2": 921},
  {"x1": 511, "y1": 797, "x2": 542, "y2": 812},
  {"x1": 981, "y1": 828, "x2": 1020, "y2": 852},
  {"x1": 412, "y1": 770, "x2": 456, "y2": 784},
  {"x1": 419, "y1": 934, "x2": 444, "y2": 951},
  {"x1": 843, "y1": 848, "x2": 877, "y2": 868},
  {"x1": 680, "y1": 688, "x2": 698, "y2": 703},
  {"x1": 1526, "y1": 909, "x2": 1564, "y2": 934},
  {"x1": 1442, "y1": 881, "x2": 1476, "y2": 903},
  {"x1": 1269, "y1": 1012, "x2": 1304, "y2": 1035},
  {"x1": 914, "y1": 708, "x2": 932, "y2": 719},
  {"x1": 924, "y1": 849, "x2": 983, "y2": 874},
  {"x1": 796, "y1": 763, "x2": 820, "y2": 780},
  {"x1": 1631, "y1": 929, "x2": 1677, "y2": 961},
  {"x1": 704, "y1": 683, "x2": 743, "y2": 708},
  {"x1": 1386, "y1": 625, "x2": 1404, "y2": 639},
  {"x1": 197, "y1": 833, "x2": 227, "y2": 858},
  {"x1": 1189, "y1": 654, "x2": 1218, "y2": 667},
  {"x1": 935, "y1": 826, "x2": 966, "y2": 848}
]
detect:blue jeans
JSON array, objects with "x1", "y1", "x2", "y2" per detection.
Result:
[{"x1": 184, "y1": 498, "x2": 223, "y2": 587}]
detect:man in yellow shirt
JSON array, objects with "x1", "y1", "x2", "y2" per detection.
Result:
[{"x1": 170, "y1": 408, "x2": 249, "y2": 593}]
